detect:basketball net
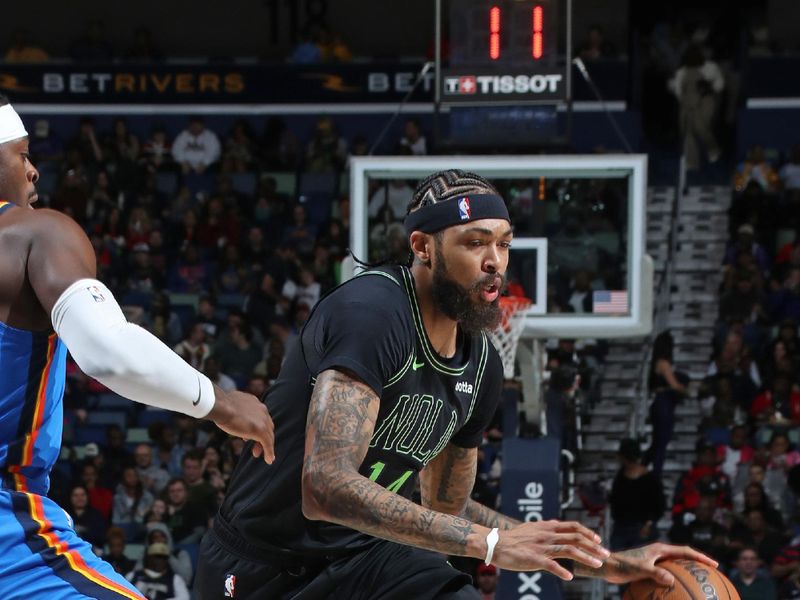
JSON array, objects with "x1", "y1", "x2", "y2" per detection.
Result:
[{"x1": 488, "y1": 296, "x2": 531, "y2": 379}]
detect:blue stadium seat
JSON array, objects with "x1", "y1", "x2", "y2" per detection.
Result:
[
  {"x1": 184, "y1": 173, "x2": 215, "y2": 197},
  {"x1": 137, "y1": 410, "x2": 173, "y2": 428},
  {"x1": 74, "y1": 425, "x2": 108, "y2": 445},
  {"x1": 94, "y1": 393, "x2": 132, "y2": 412},
  {"x1": 121, "y1": 290, "x2": 153, "y2": 310},
  {"x1": 86, "y1": 410, "x2": 128, "y2": 432},
  {"x1": 299, "y1": 171, "x2": 337, "y2": 195},
  {"x1": 298, "y1": 192, "x2": 334, "y2": 227},
  {"x1": 37, "y1": 170, "x2": 60, "y2": 197},
  {"x1": 231, "y1": 172, "x2": 257, "y2": 196},
  {"x1": 175, "y1": 542, "x2": 200, "y2": 584},
  {"x1": 217, "y1": 293, "x2": 245, "y2": 310}
]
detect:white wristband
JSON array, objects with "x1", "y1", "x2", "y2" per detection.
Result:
[{"x1": 484, "y1": 527, "x2": 500, "y2": 565}]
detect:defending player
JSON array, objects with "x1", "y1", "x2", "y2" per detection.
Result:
[
  {"x1": 196, "y1": 170, "x2": 715, "y2": 599},
  {"x1": 0, "y1": 96, "x2": 274, "y2": 598}
]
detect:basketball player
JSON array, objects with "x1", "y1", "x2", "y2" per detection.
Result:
[
  {"x1": 197, "y1": 170, "x2": 716, "y2": 599},
  {"x1": 0, "y1": 96, "x2": 274, "y2": 599}
]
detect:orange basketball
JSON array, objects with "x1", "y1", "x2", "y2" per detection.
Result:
[{"x1": 622, "y1": 560, "x2": 740, "y2": 600}]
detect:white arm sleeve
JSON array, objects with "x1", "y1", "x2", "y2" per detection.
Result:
[{"x1": 51, "y1": 279, "x2": 215, "y2": 418}]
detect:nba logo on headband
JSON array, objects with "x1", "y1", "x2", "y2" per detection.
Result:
[{"x1": 458, "y1": 197, "x2": 471, "y2": 220}]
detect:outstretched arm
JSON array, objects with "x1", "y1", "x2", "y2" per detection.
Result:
[
  {"x1": 301, "y1": 369, "x2": 608, "y2": 578},
  {"x1": 420, "y1": 444, "x2": 519, "y2": 531},
  {"x1": 24, "y1": 209, "x2": 274, "y2": 462}
]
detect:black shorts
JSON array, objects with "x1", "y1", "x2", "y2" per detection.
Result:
[{"x1": 194, "y1": 526, "x2": 479, "y2": 600}]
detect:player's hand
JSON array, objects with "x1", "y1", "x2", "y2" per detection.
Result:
[
  {"x1": 599, "y1": 543, "x2": 718, "y2": 586},
  {"x1": 491, "y1": 520, "x2": 610, "y2": 580},
  {"x1": 208, "y1": 387, "x2": 275, "y2": 464}
]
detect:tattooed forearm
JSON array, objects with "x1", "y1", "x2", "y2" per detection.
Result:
[
  {"x1": 462, "y1": 499, "x2": 519, "y2": 531},
  {"x1": 302, "y1": 370, "x2": 484, "y2": 558},
  {"x1": 573, "y1": 547, "x2": 647, "y2": 580},
  {"x1": 419, "y1": 444, "x2": 519, "y2": 531}
]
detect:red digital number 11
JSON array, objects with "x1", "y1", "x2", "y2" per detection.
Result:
[{"x1": 488, "y1": 4, "x2": 544, "y2": 61}]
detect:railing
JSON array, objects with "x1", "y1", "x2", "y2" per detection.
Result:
[{"x1": 629, "y1": 154, "x2": 687, "y2": 439}]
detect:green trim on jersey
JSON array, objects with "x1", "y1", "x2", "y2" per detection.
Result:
[
  {"x1": 385, "y1": 352, "x2": 414, "y2": 388},
  {"x1": 399, "y1": 267, "x2": 469, "y2": 376},
  {"x1": 465, "y1": 333, "x2": 489, "y2": 422},
  {"x1": 354, "y1": 270, "x2": 402, "y2": 287}
]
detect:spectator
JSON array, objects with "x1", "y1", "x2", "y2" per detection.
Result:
[
  {"x1": 103, "y1": 527, "x2": 136, "y2": 577},
  {"x1": 144, "y1": 498, "x2": 169, "y2": 526},
  {"x1": 283, "y1": 204, "x2": 318, "y2": 257},
  {"x1": 305, "y1": 116, "x2": 347, "y2": 172},
  {"x1": 730, "y1": 547, "x2": 777, "y2": 600},
  {"x1": 281, "y1": 265, "x2": 321, "y2": 313},
  {"x1": 4, "y1": 29, "x2": 49, "y2": 62},
  {"x1": 768, "y1": 266, "x2": 800, "y2": 323},
  {"x1": 609, "y1": 439, "x2": 665, "y2": 551},
  {"x1": 669, "y1": 495, "x2": 730, "y2": 565},
  {"x1": 28, "y1": 119, "x2": 64, "y2": 167},
  {"x1": 780, "y1": 145, "x2": 800, "y2": 191},
  {"x1": 260, "y1": 117, "x2": 299, "y2": 169},
  {"x1": 173, "y1": 323, "x2": 211, "y2": 371},
  {"x1": 672, "y1": 440, "x2": 731, "y2": 517},
  {"x1": 139, "y1": 522, "x2": 193, "y2": 587},
  {"x1": 734, "y1": 145, "x2": 781, "y2": 193},
  {"x1": 214, "y1": 323, "x2": 262, "y2": 386},
  {"x1": 153, "y1": 424, "x2": 184, "y2": 477},
  {"x1": 68, "y1": 485, "x2": 108, "y2": 549},
  {"x1": 724, "y1": 224, "x2": 771, "y2": 277},
  {"x1": 127, "y1": 543, "x2": 190, "y2": 600},
  {"x1": 245, "y1": 272, "x2": 280, "y2": 335},
  {"x1": 544, "y1": 365, "x2": 579, "y2": 452},
  {"x1": 288, "y1": 28, "x2": 323, "y2": 63},
  {"x1": 164, "y1": 478, "x2": 207, "y2": 545},
  {"x1": 168, "y1": 244, "x2": 212, "y2": 293},
  {"x1": 195, "y1": 296, "x2": 223, "y2": 341},
  {"x1": 644, "y1": 331, "x2": 689, "y2": 474},
  {"x1": 172, "y1": 117, "x2": 221, "y2": 174},
  {"x1": 399, "y1": 119, "x2": 427, "y2": 156},
  {"x1": 740, "y1": 482, "x2": 784, "y2": 531},
  {"x1": 221, "y1": 120, "x2": 256, "y2": 173},
  {"x1": 180, "y1": 450, "x2": 217, "y2": 518},
  {"x1": 72, "y1": 117, "x2": 105, "y2": 166},
  {"x1": 735, "y1": 509, "x2": 785, "y2": 566},
  {"x1": 203, "y1": 356, "x2": 237, "y2": 392},
  {"x1": 316, "y1": 25, "x2": 352, "y2": 62},
  {"x1": 140, "y1": 125, "x2": 173, "y2": 173},
  {"x1": 719, "y1": 270, "x2": 767, "y2": 326},
  {"x1": 112, "y1": 466, "x2": 155, "y2": 531},
  {"x1": 718, "y1": 425, "x2": 755, "y2": 481},
  {"x1": 475, "y1": 563, "x2": 498, "y2": 600},
  {"x1": 668, "y1": 43, "x2": 723, "y2": 169},
  {"x1": 81, "y1": 461, "x2": 114, "y2": 520},
  {"x1": 134, "y1": 443, "x2": 170, "y2": 496},
  {"x1": 751, "y1": 375, "x2": 800, "y2": 425}
]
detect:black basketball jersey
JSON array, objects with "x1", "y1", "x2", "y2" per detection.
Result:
[{"x1": 217, "y1": 265, "x2": 503, "y2": 559}]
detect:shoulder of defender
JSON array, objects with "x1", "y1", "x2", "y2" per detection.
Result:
[{"x1": 3, "y1": 207, "x2": 87, "y2": 242}]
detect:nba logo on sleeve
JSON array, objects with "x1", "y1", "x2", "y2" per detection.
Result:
[
  {"x1": 224, "y1": 573, "x2": 236, "y2": 597},
  {"x1": 458, "y1": 197, "x2": 471, "y2": 220},
  {"x1": 86, "y1": 285, "x2": 106, "y2": 303}
]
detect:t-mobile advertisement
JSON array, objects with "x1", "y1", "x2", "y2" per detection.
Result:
[{"x1": 498, "y1": 437, "x2": 563, "y2": 600}]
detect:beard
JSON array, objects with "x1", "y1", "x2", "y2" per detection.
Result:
[{"x1": 430, "y1": 246, "x2": 505, "y2": 334}]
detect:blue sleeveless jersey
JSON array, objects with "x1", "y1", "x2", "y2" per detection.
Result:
[{"x1": 0, "y1": 200, "x2": 68, "y2": 494}]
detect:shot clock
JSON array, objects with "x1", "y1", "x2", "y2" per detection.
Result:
[{"x1": 439, "y1": 0, "x2": 568, "y2": 105}]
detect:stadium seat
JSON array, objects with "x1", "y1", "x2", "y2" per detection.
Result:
[
  {"x1": 184, "y1": 172, "x2": 215, "y2": 197},
  {"x1": 86, "y1": 410, "x2": 128, "y2": 432},
  {"x1": 299, "y1": 192, "x2": 334, "y2": 227},
  {"x1": 136, "y1": 410, "x2": 173, "y2": 428},
  {"x1": 261, "y1": 171, "x2": 296, "y2": 197},
  {"x1": 174, "y1": 542, "x2": 200, "y2": 582},
  {"x1": 299, "y1": 171, "x2": 337, "y2": 195},
  {"x1": 126, "y1": 428, "x2": 150, "y2": 444},
  {"x1": 124, "y1": 543, "x2": 145, "y2": 561},
  {"x1": 94, "y1": 393, "x2": 132, "y2": 412},
  {"x1": 74, "y1": 425, "x2": 108, "y2": 446},
  {"x1": 216, "y1": 293, "x2": 245, "y2": 310},
  {"x1": 121, "y1": 290, "x2": 153, "y2": 310},
  {"x1": 231, "y1": 172, "x2": 257, "y2": 195}
]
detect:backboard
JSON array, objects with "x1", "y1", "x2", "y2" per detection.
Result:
[{"x1": 349, "y1": 155, "x2": 652, "y2": 339}]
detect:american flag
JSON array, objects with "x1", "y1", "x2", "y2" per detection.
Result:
[{"x1": 592, "y1": 290, "x2": 628, "y2": 314}]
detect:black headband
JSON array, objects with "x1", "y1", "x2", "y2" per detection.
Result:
[{"x1": 404, "y1": 194, "x2": 510, "y2": 237}]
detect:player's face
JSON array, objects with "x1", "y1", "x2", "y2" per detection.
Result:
[
  {"x1": 431, "y1": 218, "x2": 511, "y2": 333},
  {"x1": 0, "y1": 137, "x2": 39, "y2": 208}
]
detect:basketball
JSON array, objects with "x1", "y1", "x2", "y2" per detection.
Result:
[{"x1": 622, "y1": 560, "x2": 740, "y2": 600}]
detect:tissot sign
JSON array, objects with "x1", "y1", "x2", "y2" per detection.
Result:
[{"x1": 441, "y1": 68, "x2": 566, "y2": 104}]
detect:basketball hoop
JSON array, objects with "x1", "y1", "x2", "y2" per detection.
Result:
[{"x1": 488, "y1": 296, "x2": 531, "y2": 379}]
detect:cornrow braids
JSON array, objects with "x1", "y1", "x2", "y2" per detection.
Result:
[{"x1": 405, "y1": 169, "x2": 500, "y2": 215}]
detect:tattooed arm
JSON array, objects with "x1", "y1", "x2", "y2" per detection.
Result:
[
  {"x1": 419, "y1": 444, "x2": 520, "y2": 531},
  {"x1": 301, "y1": 369, "x2": 608, "y2": 577},
  {"x1": 572, "y1": 543, "x2": 719, "y2": 585}
]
